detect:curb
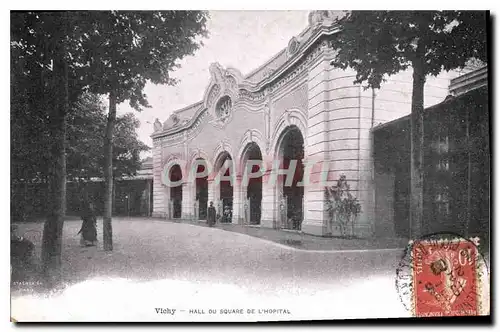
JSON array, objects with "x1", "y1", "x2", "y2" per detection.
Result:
[{"x1": 168, "y1": 220, "x2": 406, "y2": 254}]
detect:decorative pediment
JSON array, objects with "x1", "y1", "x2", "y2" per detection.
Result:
[{"x1": 202, "y1": 62, "x2": 244, "y2": 128}]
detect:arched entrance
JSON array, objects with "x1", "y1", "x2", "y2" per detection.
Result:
[
  {"x1": 195, "y1": 158, "x2": 209, "y2": 220},
  {"x1": 215, "y1": 152, "x2": 233, "y2": 223},
  {"x1": 169, "y1": 164, "x2": 183, "y2": 219},
  {"x1": 277, "y1": 125, "x2": 304, "y2": 230},
  {"x1": 241, "y1": 143, "x2": 263, "y2": 225}
]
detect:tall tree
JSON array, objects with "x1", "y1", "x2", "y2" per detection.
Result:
[
  {"x1": 80, "y1": 11, "x2": 209, "y2": 251},
  {"x1": 330, "y1": 11, "x2": 487, "y2": 238},
  {"x1": 11, "y1": 11, "x2": 89, "y2": 282}
]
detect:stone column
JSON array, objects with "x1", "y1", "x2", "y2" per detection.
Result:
[
  {"x1": 165, "y1": 186, "x2": 171, "y2": 220},
  {"x1": 232, "y1": 175, "x2": 244, "y2": 224},
  {"x1": 261, "y1": 155, "x2": 277, "y2": 229},
  {"x1": 181, "y1": 181, "x2": 191, "y2": 220},
  {"x1": 193, "y1": 199, "x2": 199, "y2": 221},
  {"x1": 207, "y1": 179, "x2": 216, "y2": 207}
]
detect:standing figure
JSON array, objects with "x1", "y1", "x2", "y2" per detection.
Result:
[
  {"x1": 78, "y1": 201, "x2": 98, "y2": 246},
  {"x1": 223, "y1": 205, "x2": 232, "y2": 223},
  {"x1": 207, "y1": 201, "x2": 216, "y2": 227}
]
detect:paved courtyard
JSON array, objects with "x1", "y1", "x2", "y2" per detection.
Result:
[
  {"x1": 12, "y1": 218, "x2": 413, "y2": 321},
  {"x1": 181, "y1": 219, "x2": 409, "y2": 251}
]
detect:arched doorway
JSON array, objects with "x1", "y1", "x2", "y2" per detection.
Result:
[
  {"x1": 169, "y1": 164, "x2": 183, "y2": 219},
  {"x1": 215, "y1": 152, "x2": 233, "y2": 223},
  {"x1": 278, "y1": 126, "x2": 304, "y2": 230},
  {"x1": 195, "y1": 158, "x2": 209, "y2": 220},
  {"x1": 241, "y1": 143, "x2": 263, "y2": 225}
]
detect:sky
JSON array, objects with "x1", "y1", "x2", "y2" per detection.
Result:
[{"x1": 116, "y1": 10, "x2": 310, "y2": 155}]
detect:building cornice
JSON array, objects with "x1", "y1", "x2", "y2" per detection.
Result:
[{"x1": 449, "y1": 66, "x2": 488, "y2": 97}]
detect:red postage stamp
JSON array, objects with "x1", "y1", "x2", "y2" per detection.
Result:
[{"x1": 410, "y1": 237, "x2": 487, "y2": 317}]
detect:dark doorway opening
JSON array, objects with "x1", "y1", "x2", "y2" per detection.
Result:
[
  {"x1": 281, "y1": 126, "x2": 304, "y2": 230},
  {"x1": 195, "y1": 160, "x2": 208, "y2": 220},
  {"x1": 219, "y1": 154, "x2": 233, "y2": 223},
  {"x1": 169, "y1": 164, "x2": 182, "y2": 219},
  {"x1": 245, "y1": 143, "x2": 263, "y2": 225}
]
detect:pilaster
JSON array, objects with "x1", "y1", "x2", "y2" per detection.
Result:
[
  {"x1": 261, "y1": 156, "x2": 276, "y2": 228},
  {"x1": 181, "y1": 181, "x2": 192, "y2": 220},
  {"x1": 302, "y1": 48, "x2": 331, "y2": 236},
  {"x1": 232, "y1": 175, "x2": 243, "y2": 224}
]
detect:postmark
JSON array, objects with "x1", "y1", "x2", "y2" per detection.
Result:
[{"x1": 396, "y1": 233, "x2": 489, "y2": 317}]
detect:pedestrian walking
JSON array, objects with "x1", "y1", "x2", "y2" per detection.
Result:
[{"x1": 78, "y1": 200, "x2": 98, "y2": 246}]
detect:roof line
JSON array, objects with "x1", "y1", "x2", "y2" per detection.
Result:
[
  {"x1": 173, "y1": 101, "x2": 204, "y2": 115},
  {"x1": 243, "y1": 23, "x2": 313, "y2": 79},
  {"x1": 371, "y1": 114, "x2": 410, "y2": 132}
]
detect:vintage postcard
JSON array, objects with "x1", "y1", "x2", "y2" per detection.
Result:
[{"x1": 10, "y1": 9, "x2": 490, "y2": 322}]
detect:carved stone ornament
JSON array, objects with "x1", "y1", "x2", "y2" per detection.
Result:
[
  {"x1": 263, "y1": 67, "x2": 275, "y2": 79},
  {"x1": 207, "y1": 84, "x2": 221, "y2": 108},
  {"x1": 287, "y1": 37, "x2": 300, "y2": 56},
  {"x1": 308, "y1": 10, "x2": 346, "y2": 26},
  {"x1": 163, "y1": 113, "x2": 182, "y2": 130},
  {"x1": 209, "y1": 62, "x2": 225, "y2": 83},
  {"x1": 205, "y1": 62, "x2": 242, "y2": 128},
  {"x1": 153, "y1": 118, "x2": 163, "y2": 132}
]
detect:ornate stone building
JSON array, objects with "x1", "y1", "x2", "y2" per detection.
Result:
[{"x1": 151, "y1": 11, "x2": 457, "y2": 237}]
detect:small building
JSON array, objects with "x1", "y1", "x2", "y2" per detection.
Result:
[
  {"x1": 373, "y1": 66, "x2": 489, "y2": 239},
  {"x1": 66, "y1": 158, "x2": 153, "y2": 217},
  {"x1": 12, "y1": 158, "x2": 154, "y2": 221},
  {"x1": 111, "y1": 157, "x2": 154, "y2": 217}
]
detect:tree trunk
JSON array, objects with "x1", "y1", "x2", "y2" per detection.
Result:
[
  {"x1": 351, "y1": 215, "x2": 355, "y2": 238},
  {"x1": 103, "y1": 91, "x2": 117, "y2": 251},
  {"x1": 112, "y1": 177, "x2": 116, "y2": 215},
  {"x1": 410, "y1": 62, "x2": 426, "y2": 239},
  {"x1": 41, "y1": 35, "x2": 68, "y2": 286}
]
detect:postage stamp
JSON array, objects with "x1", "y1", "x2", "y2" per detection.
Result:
[{"x1": 396, "y1": 234, "x2": 489, "y2": 317}]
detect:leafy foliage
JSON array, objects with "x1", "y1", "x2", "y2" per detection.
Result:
[
  {"x1": 78, "y1": 11, "x2": 209, "y2": 110},
  {"x1": 11, "y1": 11, "x2": 209, "y2": 110},
  {"x1": 325, "y1": 175, "x2": 362, "y2": 238},
  {"x1": 331, "y1": 11, "x2": 488, "y2": 89},
  {"x1": 12, "y1": 92, "x2": 149, "y2": 184},
  {"x1": 66, "y1": 94, "x2": 150, "y2": 181},
  {"x1": 111, "y1": 113, "x2": 150, "y2": 179}
]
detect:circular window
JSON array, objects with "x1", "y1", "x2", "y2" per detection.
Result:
[{"x1": 215, "y1": 95, "x2": 232, "y2": 121}]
